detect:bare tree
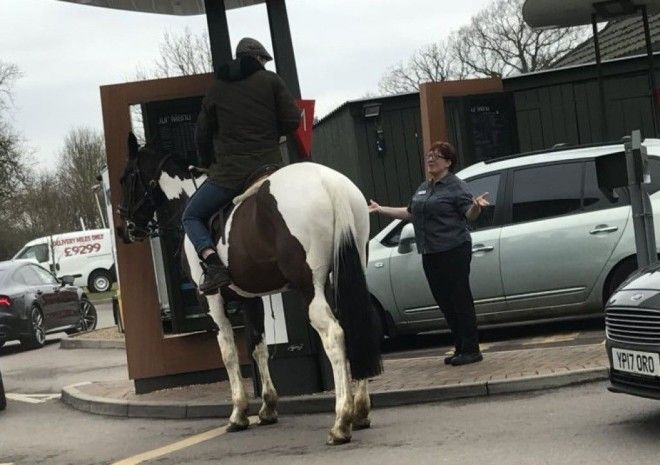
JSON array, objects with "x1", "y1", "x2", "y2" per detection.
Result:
[
  {"x1": 453, "y1": 0, "x2": 589, "y2": 77},
  {"x1": 0, "y1": 123, "x2": 26, "y2": 211},
  {"x1": 378, "y1": 0, "x2": 589, "y2": 93},
  {"x1": 378, "y1": 41, "x2": 469, "y2": 94},
  {"x1": 0, "y1": 170, "x2": 71, "y2": 260},
  {"x1": 138, "y1": 27, "x2": 213, "y2": 79},
  {"x1": 0, "y1": 61, "x2": 26, "y2": 213},
  {"x1": 56, "y1": 127, "x2": 107, "y2": 230},
  {"x1": 0, "y1": 60, "x2": 21, "y2": 112}
]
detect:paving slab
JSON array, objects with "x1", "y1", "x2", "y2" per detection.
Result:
[{"x1": 61, "y1": 343, "x2": 610, "y2": 419}]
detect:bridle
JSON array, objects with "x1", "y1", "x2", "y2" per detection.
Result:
[{"x1": 118, "y1": 154, "x2": 173, "y2": 241}]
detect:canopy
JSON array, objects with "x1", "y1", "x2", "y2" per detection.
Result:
[
  {"x1": 59, "y1": 0, "x2": 264, "y2": 16},
  {"x1": 523, "y1": 0, "x2": 660, "y2": 28}
]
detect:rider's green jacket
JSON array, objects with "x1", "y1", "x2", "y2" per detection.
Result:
[{"x1": 195, "y1": 56, "x2": 301, "y2": 190}]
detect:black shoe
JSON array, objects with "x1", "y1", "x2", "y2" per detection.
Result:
[
  {"x1": 444, "y1": 353, "x2": 459, "y2": 365},
  {"x1": 450, "y1": 352, "x2": 483, "y2": 366},
  {"x1": 199, "y1": 254, "x2": 231, "y2": 295}
]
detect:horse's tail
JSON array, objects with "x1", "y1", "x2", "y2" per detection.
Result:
[{"x1": 322, "y1": 173, "x2": 383, "y2": 381}]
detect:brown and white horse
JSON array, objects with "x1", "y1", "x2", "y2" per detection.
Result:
[{"x1": 117, "y1": 134, "x2": 382, "y2": 445}]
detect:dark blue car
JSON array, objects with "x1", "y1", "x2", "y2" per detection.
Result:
[
  {"x1": 0, "y1": 260, "x2": 97, "y2": 349},
  {"x1": 606, "y1": 266, "x2": 660, "y2": 400}
]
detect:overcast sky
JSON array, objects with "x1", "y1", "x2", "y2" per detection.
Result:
[{"x1": 1, "y1": 0, "x2": 492, "y2": 170}]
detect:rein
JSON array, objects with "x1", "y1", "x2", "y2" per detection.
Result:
[{"x1": 119, "y1": 154, "x2": 174, "y2": 239}]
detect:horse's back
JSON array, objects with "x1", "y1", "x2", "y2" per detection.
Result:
[{"x1": 265, "y1": 162, "x2": 369, "y2": 261}]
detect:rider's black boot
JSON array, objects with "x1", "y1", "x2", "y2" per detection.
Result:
[{"x1": 199, "y1": 252, "x2": 231, "y2": 295}]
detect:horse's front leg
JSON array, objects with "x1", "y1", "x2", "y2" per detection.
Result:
[
  {"x1": 308, "y1": 281, "x2": 353, "y2": 445},
  {"x1": 207, "y1": 295, "x2": 250, "y2": 431},
  {"x1": 243, "y1": 298, "x2": 278, "y2": 425}
]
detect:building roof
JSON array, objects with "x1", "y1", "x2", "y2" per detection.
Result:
[
  {"x1": 314, "y1": 91, "x2": 419, "y2": 127},
  {"x1": 58, "y1": 0, "x2": 263, "y2": 16},
  {"x1": 523, "y1": 0, "x2": 660, "y2": 28},
  {"x1": 554, "y1": 13, "x2": 660, "y2": 67}
]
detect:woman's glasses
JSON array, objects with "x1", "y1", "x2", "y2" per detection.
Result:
[{"x1": 425, "y1": 152, "x2": 448, "y2": 161}]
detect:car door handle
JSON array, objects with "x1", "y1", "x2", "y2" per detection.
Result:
[
  {"x1": 589, "y1": 225, "x2": 618, "y2": 234},
  {"x1": 373, "y1": 262, "x2": 384, "y2": 268},
  {"x1": 472, "y1": 245, "x2": 494, "y2": 253}
]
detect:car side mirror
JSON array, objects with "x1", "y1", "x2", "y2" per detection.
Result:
[
  {"x1": 60, "y1": 275, "x2": 75, "y2": 286},
  {"x1": 397, "y1": 223, "x2": 416, "y2": 254}
]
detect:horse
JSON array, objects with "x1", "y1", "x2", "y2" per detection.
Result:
[{"x1": 116, "y1": 134, "x2": 383, "y2": 445}]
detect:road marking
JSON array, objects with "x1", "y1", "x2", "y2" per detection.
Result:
[
  {"x1": 6, "y1": 393, "x2": 61, "y2": 404},
  {"x1": 111, "y1": 416, "x2": 259, "y2": 465}
]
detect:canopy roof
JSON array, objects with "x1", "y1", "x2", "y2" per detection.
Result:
[
  {"x1": 59, "y1": 0, "x2": 264, "y2": 16},
  {"x1": 523, "y1": 0, "x2": 660, "y2": 28}
]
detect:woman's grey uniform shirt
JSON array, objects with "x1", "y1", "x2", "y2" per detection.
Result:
[{"x1": 407, "y1": 173, "x2": 474, "y2": 254}]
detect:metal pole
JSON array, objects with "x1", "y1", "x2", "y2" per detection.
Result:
[
  {"x1": 640, "y1": 5, "x2": 659, "y2": 136},
  {"x1": 592, "y1": 14, "x2": 609, "y2": 140},
  {"x1": 93, "y1": 186, "x2": 107, "y2": 229},
  {"x1": 266, "y1": 0, "x2": 301, "y2": 98},
  {"x1": 626, "y1": 130, "x2": 657, "y2": 268},
  {"x1": 204, "y1": 0, "x2": 232, "y2": 78},
  {"x1": 266, "y1": 0, "x2": 303, "y2": 164}
]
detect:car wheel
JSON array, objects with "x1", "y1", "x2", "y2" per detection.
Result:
[
  {"x1": 20, "y1": 306, "x2": 46, "y2": 349},
  {"x1": 0, "y1": 369, "x2": 6, "y2": 411},
  {"x1": 67, "y1": 299, "x2": 98, "y2": 334},
  {"x1": 371, "y1": 297, "x2": 396, "y2": 341},
  {"x1": 89, "y1": 270, "x2": 112, "y2": 293},
  {"x1": 604, "y1": 258, "x2": 638, "y2": 303},
  {"x1": 78, "y1": 299, "x2": 97, "y2": 332}
]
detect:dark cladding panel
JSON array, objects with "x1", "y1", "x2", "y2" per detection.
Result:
[
  {"x1": 573, "y1": 81, "x2": 602, "y2": 144},
  {"x1": 313, "y1": 94, "x2": 423, "y2": 236},
  {"x1": 513, "y1": 90, "x2": 545, "y2": 152}
]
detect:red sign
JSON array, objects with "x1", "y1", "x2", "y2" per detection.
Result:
[{"x1": 294, "y1": 99, "x2": 315, "y2": 159}]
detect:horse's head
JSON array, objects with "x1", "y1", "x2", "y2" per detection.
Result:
[{"x1": 117, "y1": 133, "x2": 169, "y2": 243}]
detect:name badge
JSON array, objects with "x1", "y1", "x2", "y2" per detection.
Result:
[{"x1": 417, "y1": 190, "x2": 427, "y2": 195}]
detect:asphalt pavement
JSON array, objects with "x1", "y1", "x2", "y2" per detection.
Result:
[
  {"x1": 2, "y1": 381, "x2": 658, "y2": 465},
  {"x1": 0, "y1": 310, "x2": 626, "y2": 465}
]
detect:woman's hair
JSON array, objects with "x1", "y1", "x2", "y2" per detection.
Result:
[{"x1": 428, "y1": 140, "x2": 457, "y2": 174}]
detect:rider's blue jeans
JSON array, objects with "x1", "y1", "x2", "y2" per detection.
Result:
[{"x1": 182, "y1": 180, "x2": 239, "y2": 255}]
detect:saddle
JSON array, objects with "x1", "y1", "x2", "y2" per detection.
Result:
[{"x1": 207, "y1": 164, "x2": 281, "y2": 246}]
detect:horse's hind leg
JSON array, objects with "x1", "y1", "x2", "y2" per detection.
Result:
[
  {"x1": 353, "y1": 379, "x2": 371, "y2": 429},
  {"x1": 243, "y1": 298, "x2": 278, "y2": 425},
  {"x1": 307, "y1": 277, "x2": 354, "y2": 445},
  {"x1": 207, "y1": 295, "x2": 250, "y2": 431}
]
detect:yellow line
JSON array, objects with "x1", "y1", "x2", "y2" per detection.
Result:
[{"x1": 111, "y1": 416, "x2": 258, "y2": 465}]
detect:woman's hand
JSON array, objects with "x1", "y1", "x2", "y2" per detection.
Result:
[
  {"x1": 466, "y1": 192, "x2": 489, "y2": 221},
  {"x1": 369, "y1": 200, "x2": 411, "y2": 220},
  {"x1": 368, "y1": 200, "x2": 381, "y2": 214},
  {"x1": 473, "y1": 192, "x2": 490, "y2": 210}
]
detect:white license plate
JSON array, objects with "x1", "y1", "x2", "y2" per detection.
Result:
[{"x1": 612, "y1": 348, "x2": 660, "y2": 377}]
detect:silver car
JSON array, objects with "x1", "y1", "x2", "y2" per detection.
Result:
[{"x1": 367, "y1": 140, "x2": 660, "y2": 337}]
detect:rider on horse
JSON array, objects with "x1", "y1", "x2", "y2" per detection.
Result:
[{"x1": 183, "y1": 37, "x2": 301, "y2": 295}]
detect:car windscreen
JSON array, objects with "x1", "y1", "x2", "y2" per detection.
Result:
[{"x1": 15, "y1": 243, "x2": 49, "y2": 263}]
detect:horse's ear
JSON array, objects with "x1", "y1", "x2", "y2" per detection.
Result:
[{"x1": 128, "y1": 132, "x2": 139, "y2": 159}]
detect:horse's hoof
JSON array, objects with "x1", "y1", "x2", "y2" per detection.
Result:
[
  {"x1": 353, "y1": 418, "x2": 371, "y2": 430},
  {"x1": 326, "y1": 432, "x2": 351, "y2": 446},
  {"x1": 258, "y1": 416, "x2": 278, "y2": 426},
  {"x1": 226, "y1": 421, "x2": 250, "y2": 432}
]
